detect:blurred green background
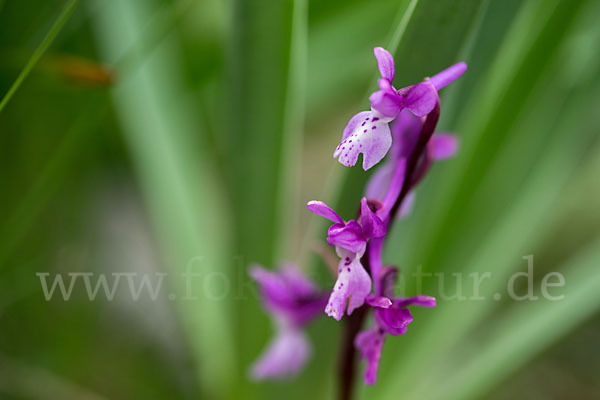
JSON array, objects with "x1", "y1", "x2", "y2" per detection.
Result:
[{"x1": 1, "y1": 0, "x2": 600, "y2": 399}]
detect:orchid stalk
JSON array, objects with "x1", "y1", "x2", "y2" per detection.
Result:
[{"x1": 250, "y1": 47, "x2": 466, "y2": 400}]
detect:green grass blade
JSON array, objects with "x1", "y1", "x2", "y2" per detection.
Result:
[
  {"x1": 90, "y1": 0, "x2": 234, "y2": 397},
  {"x1": 226, "y1": 1, "x2": 308, "y2": 398},
  {"x1": 438, "y1": 238, "x2": 600, "y2": 400},
  {"x1": 0, "y1": 0, "x2": 79, "y2": 114},
  {"x1": 0, "y1": 99, "x2": 106, "y2": 268}
]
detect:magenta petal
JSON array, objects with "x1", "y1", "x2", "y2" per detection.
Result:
[
  {"x1": 325, "y1": 249, "x2": 371, "y2": 320},
  {"x1": 327, "y1": 221, "x2": 366, "y2": 254},
  {"x1": 307, "y1": 200, "x2": 344, "y2": 224},
  {"x1": 340, "y1": 111, "x2": 371, "y2": 143},
  {"x1": 365, "y1": 161, "x2": 393, "y2": 201},
  {"x1": 378, "y1": 78, "x2": 393, "y2": 91},
  {"x1": 334, "y1": 111, "x2": 393, "y2": 170},
  {"x1": 250, "y1": 264, "x2": 326, "y2": 326},
  {"x1": 374, "y1": 47, "x2": 394, "y2": 81},
  {"x1": 428, "y1": 133, "x2": 459, "y2": 160},
  {"x1": 369, "y1": 90, "x2": 402, "y2": 118},
  {"x1": 359, "y1": 197, "x2": 386, "y2": 238},
  {"x1": 381, "y1": 158, "x2": 406, "y2": 219},
  {"x1": 398, "y1": 190, "x2": 415, "y2": 219},
  {"x1": 429, "y1": 62, "x2": 467, "y2": 90},
  {"x1": 390, "y1": 109, "x2": 423, "y2": 159},
  {"x1": 250, "y1": 265, "x2": 297, "y2": 312},
  {"x1": 361, "y1": 121, "x2": 392, "y2": 170},
  {"x1": 366, "y1": 294, "x2": 392, "y2": 308},
  {"x1": 250, "y1": 325, "x2": 311, "y2": 380},
  {"x1": 375, "y1": 306, "x2": 413, "y2": 336},
  {"x1": 379, "y1": 266, "x2": 398, "y2": 299},
  {"x1": 402, "y1": 82, "x2": 439, "y2": 117},
  {"x1": 279, "y1": 264, "x2": 319, "y2": 297},
  {"x1": 396, "y1": 295, "x2": 436, "y2": 308},
  {"x1": 355, "y1": 327, "x2": 386, "y2": 385}
]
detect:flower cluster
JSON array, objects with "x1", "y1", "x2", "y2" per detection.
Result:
[
  {"x1": 250, "y1": 47, "x2": 466, "y2": 387},
  {"x1": 250, "y1": 264, "x2": 328, "y2": 379}
]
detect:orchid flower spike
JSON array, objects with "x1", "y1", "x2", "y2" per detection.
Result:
[
  {"x1": 334, "y1": 46, "x2": 466, "y2": 171},
  {"x1": 307, "y1": 198, "x2": 385, "y2": 320}
]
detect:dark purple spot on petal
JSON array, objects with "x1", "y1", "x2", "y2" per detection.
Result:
[
  {"x1": 364, "y1": 129, "x2": 367, "y2": 133},
  {"x1": 372, "y1": 117, "x2": 379, "y2": 122},
  {"x1": 361, "y1": 122, "x2": 365, "y2": 126},
  {"x1": 347, "y1": 268, "x2": 351, "y2": 272},
  {"x1": 372, "y1": 126, "x2": 377, "y2": 130},
  {"x1": 366, "y1": 118, "x2": 370, "y2": 121}
]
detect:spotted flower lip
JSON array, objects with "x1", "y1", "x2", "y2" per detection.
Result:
[
  {"x1": 333, "y1": 110, "x2": 393, "y2": 171},
  {"x1": 334, "y1": 46, "x2": 466, "y2": 171},
  {"x1": 325, "y1": 248, "x2": 372, "y2": 320},
  {"x1": 307, "y1": 198, "x2": 386, "y2": 320}
]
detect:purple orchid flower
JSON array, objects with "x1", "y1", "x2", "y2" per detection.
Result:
[
  {"x1": 334, "y1": 46, "x2": 466, "y2": 171},
  {"x1": 365, "y1": 109, "x2": 460, "y2": 216},
  {"x1": 307, "y1": 198, "x2": 385, "y2": 320},
  {"x1": 355, "y1": 267, "x2": 436, "y2": 385},
  {"x1": 250, "y1": 264, "x2": 328, "y2": 380}
]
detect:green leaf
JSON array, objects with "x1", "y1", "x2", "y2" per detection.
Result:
[
  {"x1": 225, "y1": 0, "x2": 308, "y2": 398},
  {"x1": 90, "y1": 0, "x2": 234, "y2": 397},
  {"x1": 434, "y1": 237, "x2": 600, "y2": 400},
  {"x1": 0, "y1": 0, "x2": 79, "y2": 114}
]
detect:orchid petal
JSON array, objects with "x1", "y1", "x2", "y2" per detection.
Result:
[
  {"x1": 340, "y1": 111, "x2": 371, "y2": 142},
  {"x1": 396, "y1": 295, "x2": 436, "y2": 308},
  {"x1": 366, "y1": 294, "x2": 392, "y2": 308},
  {"x1": 250, "y1": 264, "x2": 327, "y2": 326},
  {"x1": 398, "y1": 190, "x2": 415, "y2": 219},
  {"x1": 335, "y1": 112, "x2": 393, "y2": 170},
  {"x1": 374, "y1": 47, "x2": 394, "y2": 81},
  {"x1": 327, "y1": 221, "x2": 366, "y2": 254},
  {"x1": 378, "y1": 78, "x2": 393, "y2": 91},
  {"x1": 250, "y1": 265, "x2": 297, "y2": 312},
  {"x1": 306, "y1": 200, "x2": 344, "y2": 224},
  {"x1": 429, "y1": 62, "x2": 467, "y2": 90},
  {"x1": 326, "y1": 249, "x2": 371, "y2": 320},
  {"x1": 365, "y1": 161, "x2": 394, "y2": 201},
  {"x1": 279, "y1": 264, "x2": 319, "y2": 297},
  {"x1": 402, "y1": 82, "x2": 439, "y2": 117},
  {"x1": 250, "y1": 324, "x2": 311, "y2": 380},
  {"x1": 379, "y1": 266, "x2": 398, "y2": 299},
  {"x1": 359, "y1": 197, "x2": 386, "y2": 238},
  {"x1": 390, "y1": 109, "x2": 423, "y2": 159},
  {"x1": 369, "y1": 90, "x2": 402, "y2": 118},
  {"x1": 375, "y1": 306, "x2": 413, "y2": 336},
  {"x1": 355, "y1": 327, "x2": 386, "y2": 385},
  {"x1": 428, "y1": 133, "x2": 459, "y2": 160}
]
